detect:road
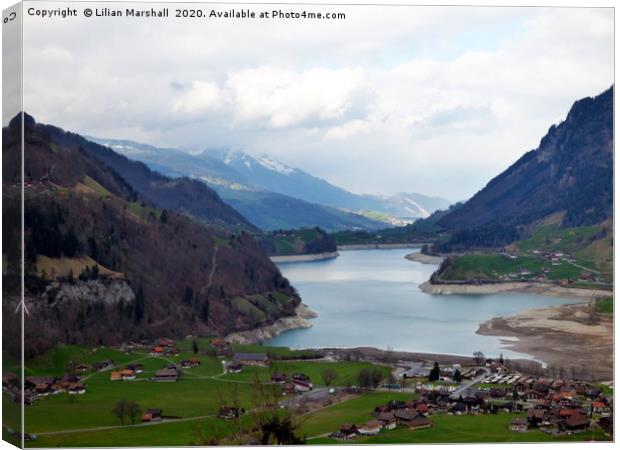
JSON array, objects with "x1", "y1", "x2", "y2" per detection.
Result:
[{"x1": 451, "y1": 368, "x2": 489, "y2": 399}]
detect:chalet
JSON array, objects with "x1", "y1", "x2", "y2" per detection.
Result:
[
  {"x1": 94, "y1": 360, "x2": 114, "y2": 371},
  {"x1": 188, "y1": 358, "x2": 201, "y2": 367},
  {"x1": 142, "y1": 408, "x2": 163, "y2": 422},
  {"x1": 510, "y1": 418, "x2": 528, "y2": 432},
  {"x1": 591, "y1": 401, "x2": 610, "y2": 416},
  {"x1": 562, "y1": 413, "x2": 590, "y2": 432},
  {"x1": 378, "y1": 414, "x2": 397, "y2": 430},
  {"x1": 180, "y1": 360, "x2": 192, "y2": 369},
  {"x1": 126, "y1": 363, "x2": 143, "y2": 373},
  {"x1": 68, "y1": 383, "x2": 86, "y2": 395},
  {"x1": 328, "y1": 431, "x2": 349, "y2": 441},
  {"x1": 271, "y1": 372, "x2": 288, "y2": 384},
  {"x1": 34, "y1": 383, "x2": 51, "y2": 396},
  {"x1": 393, "y1": 409, "x2": 421, "y2": 423},
  {"x1": 75, "y1": 363, "x2": 92, "y2": 373},
  {"x1": 232, "y1": 353, "x2": 269, "y2": 366},
  {"x1": 153, "y1": 369, "x2": 179, "y2": 382},
  {"x1": 151, "y1": 346, "x2": 165, "y2": 356},
  {"x1": 358, "y1": 420, "x2": 381, "y2": 436},
  {"x1": 218, "y1": 406, "x2": 240, "y2": 419},
  {"x1": 292, "y1": 373, "x2": 311, "y2": 382},
  {"x1": 25, "y1": 376, "x2": 54, "y2": 390},
  {"x1": 408, "y1": 415, "x2": 432, "y2": 430},
  {"x1": 293, "y1": 379, "x2": 312, "y2": 392},
  {"x1": 339, "y1": 423, "x2": 358, "y2": 438},
  {"x1": 110, "y1": 371, "x2": 122, "y2": 381},
  {"x1": 50, "y1": 383, "x2": 66, "y2": 395},
  {"x1": 120, "y1": 369, "x2": 136, "y2": 380},
  {"x1": 166, "y1": 348, "x2": 181, "y2": 356},
  {"x1": 527, "y1": 408, "x2": 546, "y2": 427},
  {"x1": 225, "y1": 362, "x2": 242, "y2": 374}
]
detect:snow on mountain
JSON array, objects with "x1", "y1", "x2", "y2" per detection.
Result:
[{"x1": 257, "y1": 155, "x2": 296, "y2": 176}]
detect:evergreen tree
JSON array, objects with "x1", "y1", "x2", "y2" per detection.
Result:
[{"x1": 429, "y1": 362, "x2": 440, "y2": 382}]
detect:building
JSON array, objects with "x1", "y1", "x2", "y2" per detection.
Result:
[
  {"x1": 232, "y1": 353, "x2": 269, "y2": 366},
  {"x1": 67, "y1": 383, "x2": 86, "y2": 394},
  {"x1": 142, "y1": 408, "x2": 163, "y2": 422},
  {"x1": 339, "y1": 423, "x2": 358, "y2": 439},
  {"x1": 293, "y1": 379, "x2": 312, "y2": 392},
  {"x1": 510, "y1": 418, "x2": 528, "y2": 432},
  {"x1": 226, "y1": 362, "x2": 242, "y2": 373},
  {"x1": 358, "y1": 420, "x2": 381, "y2": 436},
  {"x1": 153, "y1": 369, "x2": 179, "y2": 382}
]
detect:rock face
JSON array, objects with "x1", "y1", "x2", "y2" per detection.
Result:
[
  {"x1": 224, "y1": 304, "x2": 317, "y2": 345},
  {"x1": 435, "y1": 86, "x2": 613, "y2": 249}
]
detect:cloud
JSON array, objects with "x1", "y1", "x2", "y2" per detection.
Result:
[
  {"x1": 226, "y1": 66, "x2": 367, "y2": 129},
  {"x1": 172, "y1": 81, "x2": 222, "y2": 115},
  {"x1": 20, "y1": 5, "x2": 613, "y2": 200}
]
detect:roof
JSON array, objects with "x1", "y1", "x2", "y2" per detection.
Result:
[
  {"x1": 360, "y1": 420, "x2": 381, "y2": 430},
  {"x1": 154, "y1": 369, "x2": 178, "y2": 377},
  {"x1": 511, "y1": 418, "x2": 528, "y2": 425},
  {"x1": 565, "y1": 414, "x2": 590, "y2": 428},
  {"x1": 233, "y1": 353, "x2": 268, "y2": 362},
  {"x1": 409, "y1": 416, "x2": 432, "y2": 428}
]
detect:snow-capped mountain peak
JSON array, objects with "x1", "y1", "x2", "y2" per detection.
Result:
[{"x1": 257, "y1": 155, "x2": 295, "y2": 176}]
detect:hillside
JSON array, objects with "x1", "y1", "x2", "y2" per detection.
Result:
[
  {"x1": 2, "y1": 114, "x2": 300, "y2": 358},
  {"x1": 257, "y1": 227, "x2": 337, "y2": 257},
  {"x1": 436, "y1": 86, "x2": 613, "y2": 250},
  {"x1": 24, "y1": 119, "x2": 257, "y2": 233}
]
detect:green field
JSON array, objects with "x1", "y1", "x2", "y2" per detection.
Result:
[
  {"x1": 4, "y1": 342, "x2": 610, "y2": 447},
  {"x1": 596, "y1": 298, "x2": 613, "y2": 314},
  {"x1": 308, "y1": 412, "x2": 608, "y2": 444}
]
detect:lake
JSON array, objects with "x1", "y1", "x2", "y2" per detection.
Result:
[{"x1": 267, "y1": 248, "x2": 579, "y2": 361}]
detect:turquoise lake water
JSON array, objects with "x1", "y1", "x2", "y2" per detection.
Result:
[{"x1": 267, "y1": 248, "x2": 578, "y2": 360}]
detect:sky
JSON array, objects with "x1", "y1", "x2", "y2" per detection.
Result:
[{"x1": 20, "y1": 3, "x2": 613, "y2": 201}]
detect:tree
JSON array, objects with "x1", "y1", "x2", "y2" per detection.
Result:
[
  {"x1": 321, "y1": 368, "x2": 338, "y2": 386},
  {"x1": 133, "y1": 286, "x2": 145, "y2": 324},
  {"x1": 159, "y1": 209, "x2": 168, "y2": 223},
  {"x1": 126, "y1": 401, "x2": 142, "y2": 425},
  {"x1": 357, "y1": 368, "x2": 383, "y2": 388},
  {"x1": 453, "y1": 369, "x2": 462, "y2": 383},
  {"x1": 192, "y1": 339, "x2": 199, "y2": 355},
  {"x1": 429, "y1": 362, "x2": 440, "y2": 382},
  {"x1": 499, "y1": 353, "x2": 504, "y2": 365},
  {"x1": 62, "y1": 227, "x2": 80, "y2": 257},
  {"x1": 112, "y1": 400, "x2": 128, "y2": 425},
  {"x1": 473, "y1": 351, "x2": 485, "y2": 366}
]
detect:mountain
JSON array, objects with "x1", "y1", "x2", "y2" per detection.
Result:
[
  {"x1": 435, "y1": 86, "x2": 613, "y2": 250},
  {"x1": 2, "y1": 114, "x2": 300, "y2": 358},
  {"x1": 204, "y1": 149, "x2": 451, "y2": 220},
  {"x1": 89, "y1": 137, "x2": 386, "y2": 232}
]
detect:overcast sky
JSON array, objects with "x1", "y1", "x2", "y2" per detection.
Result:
[{"x1": 22, "y1": 3, "x2": 613, "y2": 201}]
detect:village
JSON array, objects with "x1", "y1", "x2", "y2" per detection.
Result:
[{"x1": 2, "y1": 338, "x2": 613, "y2": 445}]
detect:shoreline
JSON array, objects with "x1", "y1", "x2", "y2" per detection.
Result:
[
  {"x1": 224, "y1": 303, "x2": 317, "y2": 344},
  {"x1": 338, "y1": 243, "x2": 426, "y2": 250},
  {"x1": 270, "y1": 251, "x2": 339, "y2": 263},
  {"x1": 477, "y1": 302, "x2": 613, "y2": 381},
  {"x1": 405, "y1": 252, "x2": 444, "y2": 264},
  {"x1": 419, "y1": 280, "x2": 611, "y2": 301}
]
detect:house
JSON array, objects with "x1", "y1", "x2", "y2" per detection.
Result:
[
  {"x1": 232, "y1": 353, "x2": 269, "y2": 366},
  {"x1": 142, "y1": 408, "x2": 163, "y2": 422},
  {"x1": 271, "y1": 372, "x2": 288, "y2": 384},
  {"x1": 328, "y1": 431, "x2": 350, "y2": 441},
  {"x1": 218, "y1": 406, "x2": 240, "y2": 419},
  {"x1": 75, "y1": 363, "x2": 92, "y2": 373},
  {"x1": 93, "y1": 360, "x2": 114, "y2": 371},
  {"x1": 292, "y1": 373, "x2": 311, "y2": 382},
  {"x1": 126, "y1": 363, "x2": 143, "y2": 373},
  {"x1": 563, "y1": 413, "x2": 590, "y2": 432},
  {"x1": 393, "y1": 409, "x2": 421, "y2": 423},
  {"x1": 339, "y1": 423, "x2": 358, "y2": 438},
  {"x1": 408, "y1": 415, "x2": 432, "y2": 430},
  {"x1": 510, "y1": 418, "x2": 528, "y2": 432},
  {"x1": 67, "y1": 383, "x2": 86, "y2": 394},
  {"x1": 110, "y1": 371, "x2": 122, "y2": 381},
  {"x1": 225, "y1": 362, "x2": 242, "y2": 373},
  {"x1": 153, "y1": 369, "x2": 179, "y2": 382},
  {"x1": 293, "y1": 379, "x2": 312, "y2": 392},
  {"x1": 34, "y1": 383, "x2": 51, "y2": 396},
  {"x1": 180, "y1": 360, "x2": 192, "y2": 369},
  {"x1": 50, "y1": 383, "x2": 66, "y2": 395},
  {"x1": 25, "y1": 376, "x2": 54, "y2": 390},
  {"x1": 120, "y1": 369, "x2": 136, "y2": 380},
  {"x1": 379, "y1": 415, "x2": 397, "y2": 430},
  {"x1": 527, "y1": 409, "x2": 546, "y2": 427},
  {"x1": 358, "y1": 420, "x2": 381, "y2": 435},
  {"x1": 188, "y1": 358, "x2": 201, "y2": 367},
  {"x1": 166, "y1": 348, "x2": 181, "y2": 356},
  {"x1": 591, "y1": 401, "x2": 610, "y2": 415},
  {"x1": 151, "y1": 346, "x2": 165, "y2": 356}
]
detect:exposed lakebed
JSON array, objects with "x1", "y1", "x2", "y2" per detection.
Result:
[{"x1": 267, "y1": 248, "x2": 580, "y2": 360}]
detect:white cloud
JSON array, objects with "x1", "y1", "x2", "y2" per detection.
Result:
[
  {"x1": 172, "y1": 81, "x2": 222, "y2": 115},
  {"x1": 20, "y1": 4, "x2": 613, "y2": 200}
]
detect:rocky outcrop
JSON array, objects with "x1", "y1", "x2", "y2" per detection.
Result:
[{"x1": 224, "y1": 304, "x2": 317, "y2": 344}]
